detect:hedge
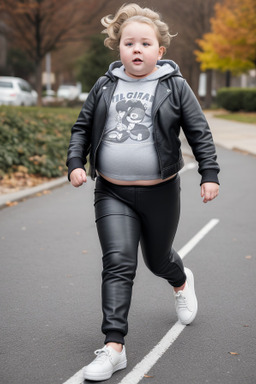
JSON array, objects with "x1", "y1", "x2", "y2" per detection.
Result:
[
  {"x1": 0, "y1": 106, "x2": 80, "y2": 179},
  {"x1": 216, "y1": 88, "x2": 256, "y2": 112}
]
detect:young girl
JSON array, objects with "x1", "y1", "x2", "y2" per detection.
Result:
[{"x1": 67, "y1": 3, "x2": 220, "y2": 381}]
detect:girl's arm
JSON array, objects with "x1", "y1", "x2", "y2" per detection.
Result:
[
  {"x1": 66, "y1": 76, "x2": 106, "y2": 180},
  {"x1": 178, "y1": 79, "x2": 220, "y2": 186}
]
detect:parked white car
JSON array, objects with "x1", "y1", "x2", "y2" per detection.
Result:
[
  {"x1": 0, "y1": 76, "x2": 38, "y2": 106},
  {"x1": 78, "y1": 92, "x2": 89, "y2": 102},
  {"x1": 57, "y1": 85, "x2": 80, "y2": 100}
]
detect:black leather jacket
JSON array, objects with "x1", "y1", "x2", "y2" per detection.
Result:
[{"x1": 67, "y1": 61, "x2": 220, "y2": 184}]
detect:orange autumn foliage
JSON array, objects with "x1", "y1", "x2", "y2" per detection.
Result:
[{"x1": 195, "y1": 0, "x2": 256, "y2": 74}]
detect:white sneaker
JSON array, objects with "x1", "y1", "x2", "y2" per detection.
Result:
[
  {"x1": 174, "y1": 267, "x2": 198, "y2": 325},
  {"x1": 83, "y1": 345, "x2": 127, "y2": 381}
]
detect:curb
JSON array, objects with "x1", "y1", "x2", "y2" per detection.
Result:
[{"x1": 0, "y1": 176, "x2": 68, "y2": 209}]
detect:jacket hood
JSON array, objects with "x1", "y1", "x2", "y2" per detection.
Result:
[{"x1": 105, "y1": 60, "x2": 183, "y2": 81}]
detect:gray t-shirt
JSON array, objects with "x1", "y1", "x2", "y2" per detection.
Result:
[{"x1": 97, "y1": 64, "x2": 173, "y2": 181}]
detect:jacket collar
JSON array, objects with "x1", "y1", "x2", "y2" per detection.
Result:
[{"x1": 105, "y1": 60, "x2": 183, "y2": 81}]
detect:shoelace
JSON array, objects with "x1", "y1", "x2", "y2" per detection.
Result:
[
  {"x1": 175, "y1": 291, "x2": 188, "y2": 309},
  {"x1": 93, "y1": 348, "x2": 111, "y2": 364}
]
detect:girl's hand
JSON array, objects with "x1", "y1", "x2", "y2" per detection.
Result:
[
  {"x1": 70, "y1": 168, "x2": 87, "y2": 187},
  {"x1": 201, "y1": 182, "x2": 219, "y2": 203}
]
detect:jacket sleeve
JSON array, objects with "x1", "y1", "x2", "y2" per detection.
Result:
[
  {"x1": 178, "y1": 79, "x2": 220, "y2": 184},
  {"x1": 66, "y1": 77, "x2": 104, "y2": 180}
]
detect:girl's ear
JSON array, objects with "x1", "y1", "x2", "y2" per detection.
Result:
[{"x1": 158, "y1": 46, "x2": 166, "y2": 59}]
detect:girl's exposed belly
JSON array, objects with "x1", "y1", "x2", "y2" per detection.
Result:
[{"x1": 98, "y1": 172, "x2": 177, "y2": 186}]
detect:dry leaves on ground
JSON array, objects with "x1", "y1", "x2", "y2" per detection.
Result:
[{"x1": 0, "y1": 171, "x2": 54, "y2": 195}]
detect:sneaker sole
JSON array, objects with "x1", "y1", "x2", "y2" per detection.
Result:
[{"x1": 83, "y1": 360, "x2": 127, "y2": 381}]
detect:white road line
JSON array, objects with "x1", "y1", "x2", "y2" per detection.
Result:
[
  {"x1": 117, "y1": 218, "x2": 220, "y2": 384},
  {"x1": 62, "y1": 369, "x2": 84, "y2": 384},
  {"x1": 179, "y1": 162, "x2": 197, "y2": 173},
  {"x1": 62, "y1": 218, "x2": 219, "y2": 384},
  {"x1": 118, "y1": 322, "x2": 185, "y2": 384},
  {"x1": 179, "y1": 218, "x2": 219, "y2": 260}
]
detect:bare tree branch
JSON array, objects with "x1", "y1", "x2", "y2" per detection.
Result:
[{"x1": 0, "y1": 0, "x2": 113, "y2": 102}]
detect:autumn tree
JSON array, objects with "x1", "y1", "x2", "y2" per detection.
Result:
[
  {"x1": 0, "y1": 0, "x2": 113, "y2": 104},
  {"x1": 195, "y1": 0, "x2": 256, "y2": 76}
]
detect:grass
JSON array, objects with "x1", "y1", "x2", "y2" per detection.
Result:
[{"x1": 214, "y1": 112, "x2": 256, "y2": 125}]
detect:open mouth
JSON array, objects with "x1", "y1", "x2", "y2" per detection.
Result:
[{"x1": 133, "y1": 58, "x2": 143, "y2": 63}]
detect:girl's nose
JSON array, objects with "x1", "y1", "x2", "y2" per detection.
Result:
[{"x1": 133, "y1": 44, "x2": 141, "y2": 53}]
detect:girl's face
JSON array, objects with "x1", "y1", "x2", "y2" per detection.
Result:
[{"x1": 119, "y1": 21, "x2": 165, "y2": 79}]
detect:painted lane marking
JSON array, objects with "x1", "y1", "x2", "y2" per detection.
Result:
[
  {"x1": 179, "y1": 162, "x2": 197, "y2": 173},
  {"x1": 62, "y1": 369, "x2": 84, "y2": 384},
  {"x1": 117, "y1": 322, "x2": 185, "y2": 384},
  {"x1": 178, "y1": 218, "x2": 219, "y2": 260},
  {"x1": 117, "y1": 218, "x2": 219, "y2": 384}
]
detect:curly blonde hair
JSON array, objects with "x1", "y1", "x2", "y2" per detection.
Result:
[{"x1": 101, "y1": 3, "x2": 174, "y2": 53}]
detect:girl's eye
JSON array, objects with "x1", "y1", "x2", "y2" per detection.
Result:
[
  {"x1": 126, "y1": 43, "x2": 133, "y2": 46},
  {"x1": 143, "y1": 42, "x2": 150, "y2": 46}
]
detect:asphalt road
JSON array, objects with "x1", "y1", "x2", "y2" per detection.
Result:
[{"x1": 1, "y1": 145, "x2": 256, "y2": 384}]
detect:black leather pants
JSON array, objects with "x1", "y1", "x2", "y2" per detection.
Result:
[{"x1": 94, "y1": 175, "x2": 186, "y2": 344}]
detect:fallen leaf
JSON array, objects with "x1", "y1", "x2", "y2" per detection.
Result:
[
  {"x1": 245, "y1": 255, "x2": 252, "y2": 259},
  {"x1": 0, "y1": 173, "x2": 56, "y2": 194},
  {"x1": 5, "y1": 200, "x2": 18, "y2": 207},
  {"x1": 144, "y1": 374, "x2": 154, "y2": 378},
  {"x1": 82, "y1": 250, "x2": 88, "y2": 254},
  {"x1": 228, "y1": 352, "x2": 239, "y2": 355}
]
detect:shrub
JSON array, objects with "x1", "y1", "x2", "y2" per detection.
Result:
[
  {"x1": 216, "y1": 88, "x2": 256, "y2": 112},
  {"x1": 0, "y1": 106, "x2": 79, "y2": 179},
  {"x1": 242, "y1": 89, "x2": 256, "y2": 112}
]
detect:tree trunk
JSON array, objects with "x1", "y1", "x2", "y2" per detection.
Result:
[
  {"x1": 225, "y1": 70, "x2": 231, "y2": 87},
  {"x1": 205, "y1": 69, "x2": 213, "y2": 109},
  {"x1": 35, "y1": 59, "x2": 42, "y2": 106},
  {"x1": 186, "y1": 61, "x2": 201, "y2": 99}
]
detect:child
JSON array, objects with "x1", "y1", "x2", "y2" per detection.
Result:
[{"x1": 66, "y1": 3, "x2": 220, "y2": 381}]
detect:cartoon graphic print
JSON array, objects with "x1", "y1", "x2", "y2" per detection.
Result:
[{"x1": 105, "y1": 99, "x2": 150, "y2": 143}]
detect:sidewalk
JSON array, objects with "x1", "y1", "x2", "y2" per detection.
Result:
[
  {"x1": 204, "y1": 111, "x2": 256, "y2": 156},
  {"x1": 0, "y1": 113, "x2": 255, "y2": 208}
]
